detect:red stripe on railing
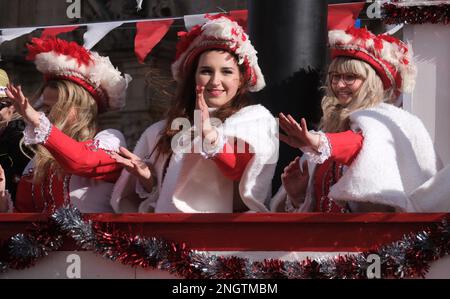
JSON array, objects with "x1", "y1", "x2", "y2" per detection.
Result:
[{"x1": 1, "y1": 213, "x2": 448, "y2": 252}]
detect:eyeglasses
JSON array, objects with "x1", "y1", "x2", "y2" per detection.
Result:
[
  {"x1": 0, "y1": 100, "x2": 13, "y2": 110},
  {"x1": 329, "y1": 73, "x2": 362, "y2": 86}
]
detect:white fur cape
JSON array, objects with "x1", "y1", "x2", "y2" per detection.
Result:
[
  {"x1": 271, "y1": 103, "x2": 443, "y2": 212},
  {"x1": 111, "y1": 104, "x2": 278, "y2": 213},
  {"x1": 408, "y1": 164, "x2": 450, "y2": 212}
]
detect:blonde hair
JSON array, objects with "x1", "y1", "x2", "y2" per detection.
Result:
[
  {"x1": 33, "y1": 80, "x2": 98, "y2": 183},
  {"x1": 320, "y1": 57, "x2": 393, "y2": 133},
  {"x1": 0, "y1": 112, "x2": 22, "y2": 128}
]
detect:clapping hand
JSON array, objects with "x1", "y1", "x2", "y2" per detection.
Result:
[
  {"x1": 281, "y1": 157, "x2": 309, "y2": 208},
  {"x1": 196, "y1": 85, "x2": 218, "y2": 146},
  {"x1": 110, "y1": 147, "x2": 154, "y2": 192}
]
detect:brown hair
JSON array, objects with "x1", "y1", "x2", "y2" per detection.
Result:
[{"x1": 155, "y1": 49, "x2": 253, "y2": 158}]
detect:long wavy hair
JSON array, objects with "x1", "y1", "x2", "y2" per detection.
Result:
[
  {"x1": 320, "y1": 57, "x2": 392, "y2": 133},
  {"x1": 155, "y1": 49, "x2": 253, "y2": 157},
  {"x1": 33, "y1": 80, "x2": 98, "y2": 183}
]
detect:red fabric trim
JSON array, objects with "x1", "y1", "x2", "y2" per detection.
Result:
[
  {"x1": 135, "y1": 20, "x2": 174, "y2": 64},
  {"x1": 45, "y1": 74, "x2": 108, "y2": 113},
  {"x1": 331, "y1": 48, "x2": 400, "y2": 91},
  {"x1": 326, "y1": 131, "x2": 364, "y2": 166},
  {"x1": 213, "y1": 142, "x2": 254, "y2": 181},
  {"x1": 1, "y1": 213, "x2": 448, "y2": 251},
  {"x1": 14, "y1": 178, "x2": 37, "y2": 213}
]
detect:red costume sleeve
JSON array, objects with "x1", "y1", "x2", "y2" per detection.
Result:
[
  {"x1": 326, "y1": 130, "x2": 364, "y2": 166},
  {"x1": 43, "y1": 126, "x2": 122, "y2": 182},
  {"x1": 212, "y1": 142, "x2": 254, "y2": 181}
]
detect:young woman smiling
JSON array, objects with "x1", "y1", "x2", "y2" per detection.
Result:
[
  {"x1": 271, "y1": 27, "x2": 442, "y2": 213},
  {"x1": 111, "y1": 16, "x2": 278, "y2": 213}
]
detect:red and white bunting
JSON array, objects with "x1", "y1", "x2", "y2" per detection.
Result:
[
  {"x1": 41, "y1": 25, "x2": 79, "y2": 38},
  {"x1": 0, "y1": 27, "x2": 38, "y2": 45},
  {"x1": 0, "y1": 3, "x2": 366, "y2": 62},
  {"x1": 135, "y1": 19, "x2": 174, "y2": 63},
  {"x1": 83, "y1": 21, "x2": 124, "y2": 50}
]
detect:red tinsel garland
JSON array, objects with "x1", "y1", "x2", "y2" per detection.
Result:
[
  {"x1": 383, "y1": 3, "x2": 450, "y2": 25},
  {"x1": 1, "y1": 209, "x2": 450, "y2": 279}
]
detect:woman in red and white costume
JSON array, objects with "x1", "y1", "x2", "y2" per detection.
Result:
[
  {"x1": 111, "y1": 15, "x2": 278, "y2": 213},
  {"x1": 0, "y1": 38, "x2": 131, "y2": 213},
  {"x1": 271, "y1": 27, "x2": 443, "y2": 213}
]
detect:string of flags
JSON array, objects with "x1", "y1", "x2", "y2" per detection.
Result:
[{"x1": 0, "y1": 3, "x2": 365, "y2": 64}]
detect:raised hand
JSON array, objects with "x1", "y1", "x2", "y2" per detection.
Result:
[
  {"x1": 278, "y1": 113, "x2": 320, "y2": 151},
  {"x1": 5, "y1": 84, "x2": 41, "y2": 127},
  {"x1": 281, "y1": 156, "x2": 309, "y2": 208},
  {"x1": 196, "y1": 85, "x2": 218, "y2": 145},
  {"x1": 110, "y1": 147, "x2": 154, "y2": 192}
]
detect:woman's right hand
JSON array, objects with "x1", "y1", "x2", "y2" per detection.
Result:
[
  {"x1": 281, "y1": 157, "x2": 309, "y2": 208},
  {"x1": 110, "y1": 147, "x2": 154, "y2": 192},
  {"x1": 6, "y1": 84, "x2": 41, "y2": 127},
  {"x1": 278, "y1": 113, "x2": 320, "y2": 151}
]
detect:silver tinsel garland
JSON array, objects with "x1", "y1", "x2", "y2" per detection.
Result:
[{"x1": 1, "y1": 205, "x2": 449, "y2": 278}]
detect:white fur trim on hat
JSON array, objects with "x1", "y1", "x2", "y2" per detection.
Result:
[
  {"x1": 29, "y1": 38, "x2": 131, "y2": 112},
  {"x1": 329, "y1": 28, "x2": 417, "y2": 94}
]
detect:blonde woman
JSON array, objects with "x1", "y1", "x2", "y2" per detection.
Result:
[
  {"x1": 271, "y1": 28, "x2": 442, "y2": 213},
  {"x1": 0, "y1": 37, "x2": 131, "y2": 213}
]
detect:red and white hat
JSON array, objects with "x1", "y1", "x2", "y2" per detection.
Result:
[
  {"x1": 172, "y1": 15, "x2": 265, "y2": 92},
  {"x1": 26, "y1": 37, "x2": 132, "y2": 113},
  {"x1": 329, "y1": 27, "x2": 416, "y2": 94}
]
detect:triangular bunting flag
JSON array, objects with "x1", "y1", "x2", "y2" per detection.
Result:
[
  {"x1": 0, "y1": 27, "x2": 38, "y2": 45},
  {"x1": 328, "y1": 3, "x2": 365, "y2": 30},
  {"x1": 183, "y1": 14, "x2": 214, "y2": 31},
  {"x1": 41, "y1": 25, "x2": 79, "y2": 38},
  {"x1": 84, "y1": 21, "x2": 123, "y2": 49},
  {"x1": 135, "y1": 19, "x2": 174, "y2": 64},
  {"x1": 183, "y1": 4, "x2": 365, "y2": 33}
]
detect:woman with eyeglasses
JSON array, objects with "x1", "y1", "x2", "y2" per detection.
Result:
[
  {"x1": 271, "y1": 28, "x2": 442, "y2": 213},
  {"x1": 0, "y1": 69, "x2": 33, "y2": 203}
]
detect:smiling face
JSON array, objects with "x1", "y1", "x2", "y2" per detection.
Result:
[
  {"x1": 330, "y1": 72, "x2": 364, "y2": 105},
  {"x1": 195, "y1": 50, "x2": 242, "y2": 108}
]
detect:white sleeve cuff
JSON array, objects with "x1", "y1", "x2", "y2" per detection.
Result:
[
  {"x1": 200, "y1": 126, "x2": 226, "y2": 159},
  {"x1": 24, "y1": 112, "x2": 52, "y2": 145},
  {"x1": 94, "y1": 129, "x2": 127, "y2": 152},
  {"x1": 300, "y1": 131, "x2": 331, "y2": 165}
]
